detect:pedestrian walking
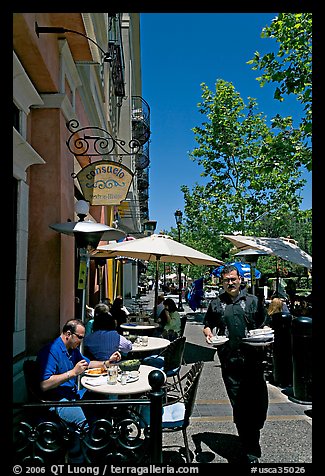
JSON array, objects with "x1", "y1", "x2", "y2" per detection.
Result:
[{"x1": 202, "y1": 264, "x2": 269, "y2": 463}]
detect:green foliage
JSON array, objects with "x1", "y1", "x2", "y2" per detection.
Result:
[
  {"x1": 175, "y1": 79, "x2": 311, "y2": 277},
  {"x1": 187, "y1": 79, "x2": 306, "y2": 232},
  {"x1": 247, "y1": 13, "x2": 312, "y2": 171},
  {"x1": 145, "y1": 14, "x2": 313, "y2": 283}
]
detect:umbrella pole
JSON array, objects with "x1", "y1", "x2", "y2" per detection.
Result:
[
  {"x1": 114, "y1": 260, "x2": 120, "y2": 299},
  {"x1": 250, "y1": 264, "x2": 256, "y2": 295},
  {"x1": 154, "y1": 258, "x2": 160, "y2": 320},
  {"x1": 77, "y1": 247, "x2": 90, "y2": 356}
]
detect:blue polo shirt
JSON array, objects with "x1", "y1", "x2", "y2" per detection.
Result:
[{"x1": 37, "y1": 336, "x2": 90, "y2": 401}]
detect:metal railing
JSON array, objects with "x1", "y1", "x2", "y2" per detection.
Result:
[
  {"x1": 131, "y1": 96, "x2": 151, "y2": 145},
  {"x1": 13, "y1": 370, "x2": 165, "y2": 464}
]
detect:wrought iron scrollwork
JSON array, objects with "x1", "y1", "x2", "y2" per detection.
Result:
[
  {"x1": 14, "y1": 403, "x2": 151, "y2": 464},
  {"x1": 14, "y1": 371, "x2": 165, "y2": 464},
  {"x1": 14, "y1": 418, "x2": 71, "y2": 463},
  {"x1": 81, "y1": 407, "x2": 150, "y2": 463},
  {"x1": 66, "y1": 120, "x2": 141, "y2": 159}
]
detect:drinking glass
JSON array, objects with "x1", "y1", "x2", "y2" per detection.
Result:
[
  {"x1": 107, "y1": 365, "x2": 118, "y2": 385},
  {"x1": 141, "y1": 335, "x2": 149, "y2": 346}
]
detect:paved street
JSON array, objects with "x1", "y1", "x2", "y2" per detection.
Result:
[{"x1": 138, "y1": 290, "x2": 312, "y2": 465}]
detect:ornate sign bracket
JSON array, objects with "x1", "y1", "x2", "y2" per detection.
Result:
[{"x1": 66, "y1": 119, "x2": 141, "y2": 161}]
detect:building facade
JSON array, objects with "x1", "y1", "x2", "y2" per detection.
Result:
[{"x1": 13, "y1": 12, "x2": 151, "y2": 401}]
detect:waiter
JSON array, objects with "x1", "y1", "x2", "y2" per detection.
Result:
[{"x1": 203, "y1": 264, "x2": 269, "y2": 463}]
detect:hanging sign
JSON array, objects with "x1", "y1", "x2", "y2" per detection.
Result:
[{"x1": 76, "y1": 160, "x2": 134, "y2": 205}]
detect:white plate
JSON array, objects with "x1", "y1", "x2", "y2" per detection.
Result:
[
  {"x1": 242, "y1": 337, "x2": 274, "y2": 347},
  {"x1": 242, "y1": 340, "x2": 274, "y2": 347},
  {"x1": 84, "y1": 368, "x2": 107, "y2": 377},
  {"x1": 245, "y1": 334, "x2": 274, "y2": 341},
  {"x1": 117, "y1": 373, "x2": 140, "y2": 383},
  {"x1": 248, "y1": 330, "x2": 274, "y2": 338},
  {"x1": 208, "y1": 336, "x2": 229, "y2": 346},
  {"x1": 249, "y1": 327, "x2": 274, "y2": 336}
]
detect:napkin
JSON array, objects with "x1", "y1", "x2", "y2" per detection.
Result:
[{"x1": 84, "y1": 376, "x2": 107, "y2": 386}]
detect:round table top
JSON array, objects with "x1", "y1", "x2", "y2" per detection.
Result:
[
  {"x1": 129, "y1": 336, "x2": 170, "y2": 353},
  {"x1": 120, "y1": 322, "x2": 158, "y2": 331},
  {"x1": 164, "y1": 294, "x2": 186, "y2": 303},
  {"x1": 81, "y1": 365, "x2": 164, "y2": 396}
]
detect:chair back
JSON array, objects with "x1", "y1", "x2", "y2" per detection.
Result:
[
  {"x1": 182, "y1": 361, "x2": 203, "y2": 427},
  {"x1": 23, "y1": 359, "x2": 45, "y2": 402},
  {"x1": 163, "y1": 336, "x2": 186, "y2": 373},
  {"x1": 179, "y1": 315, "x2": 187, "y2": 337}
]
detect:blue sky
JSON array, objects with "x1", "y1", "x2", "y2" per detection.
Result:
[{"x1": 139, "y1": 13, "x2": 312, "y2": 233}]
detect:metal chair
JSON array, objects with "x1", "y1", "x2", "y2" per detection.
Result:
[
  {"x1": 23, "y1": 359, "x2": 46, "y2": 402},
  {"x1": 21, "y1": 360, "x2": 72, "y2": 462},
  {"x1": 142, "y1": 336, "x2": 186, "y2": 397},
  {"x1": 161, "y1": 361, "x2": 204, "y2": 462},
  {"x1": 179, "y1": 314, "x2": 187, "y2": 337},
  {"x1": 138, "y1": 361, "x2": 203, "y2": 462}
]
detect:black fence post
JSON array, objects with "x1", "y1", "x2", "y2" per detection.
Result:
[
  {"x1": 271, "y1": 312, "x2": 293, "y2": 387},
  {"x1": 148, "y1": 369, "x2": 165, "y2": 463},
  {"x1": 290, "y1": 316, "x2": 312, "y2": 404}
]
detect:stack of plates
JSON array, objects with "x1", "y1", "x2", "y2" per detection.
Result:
[
  {"x1": 207, "y1": 335, "x2": 229, "y2": 346},
  {"x1": 242, "y1": 327, "x2": 274, "y2": 346}
]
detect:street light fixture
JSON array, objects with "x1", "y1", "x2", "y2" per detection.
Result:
[
  {"x1": 235, "y1": 248, "x2": 269, "y2": 295},
  {"x1": 143, "y1": 220, "x2": 157, "y2": 236},
  {"x1": 49, "y1": 200, "x2": 125, "y2": 322},
  {"x1": 174, "y1": 209, "x2": 184, "y2": 311},
  {"x1": 35, "y1": 22, "x2": 113, "y2": 63}
]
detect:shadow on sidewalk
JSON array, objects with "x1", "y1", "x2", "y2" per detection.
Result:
[
  {"x1": 161, "y1": 431, "x2": 244, "y2": 464},
  {"x1": 185, "y1": 312, "x2": 206, "y2": 323},
  {"x1": 184, "y1": 342, "x2": 217, "y2": 364},
  {"x1": 192, "y1": 431, "x2": 244, "y2": 463}
]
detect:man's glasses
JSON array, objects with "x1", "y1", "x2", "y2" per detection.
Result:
[
  {"x1": 72, "y1": 332, "x2": 85, "y2": 340},
  {"x1": 222, "y1": 278, "x2": 238, "y2": 283}
]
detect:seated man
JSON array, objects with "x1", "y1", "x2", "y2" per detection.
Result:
[{"x1": 36, "y1": 318, "x2": 120, "y2": 462}]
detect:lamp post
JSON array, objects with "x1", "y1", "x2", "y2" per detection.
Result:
[
  {"x1": 143, "y1": 219, "x2": 157, "y2": 300},
  {"x1": 174, "y1": 209, "x2": 184, "y2": 311},
  {"x1": 143, "y1": 220, "x2": 157, "y2": 236},
  {"x1": 235, "y1": 248, "x2": 269, "y2": 295},
  {"x1": 49, "y1": 200, "x2": 125, "y2": 322}
]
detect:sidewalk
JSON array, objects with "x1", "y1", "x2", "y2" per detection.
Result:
[{"x1": 139, "y1": 290, "x2": 312, "y2": 464}]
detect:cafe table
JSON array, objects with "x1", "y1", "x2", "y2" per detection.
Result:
[
  {"x1": 164, "y1": 294, "x2": 187, "y2": 304},
  {"x1": 120, "y1": 322, "x2": 158, "y2": 335},
  {"x1": 81, "y1": 365, "x2": 163, "y2": 397},
  {"x1": 127, "y1": 336, "x2": 170, "y2": 357}
]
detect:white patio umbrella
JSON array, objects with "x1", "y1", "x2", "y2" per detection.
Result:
[
  {"x1": 92, "y1": 233, "x2": 224, "y2": 317},
  {"x1": 222, "y1": 234, "x2": 312, "y2": 269}
]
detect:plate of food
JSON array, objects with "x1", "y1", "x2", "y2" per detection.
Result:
[
  {"x1": 207, "y1": 335, "x2": 229, "y2": 346},
  {"x1": 84, "y1": 367, "x2": 107, "y2": 377}
]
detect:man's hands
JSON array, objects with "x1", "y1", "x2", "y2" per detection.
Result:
[
  {"x1": 88, "y1": 352, "x2": 121, "y2": 371},
  {"x1": 203, "y1": 327, "x2": 213, "y2": 343},
  {"x1": 108, "y1": 351, "x2": 121, "y2": 363},
  {"x1": 73, "y1": 359, "x2": 89, "y2": 376},
  {"x1": 40, "y1": 359, "x2": 89, "y2": 392}
]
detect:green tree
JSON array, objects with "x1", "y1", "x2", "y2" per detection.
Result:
[
  {"x1": 247, "y1": 13, "x2": 312, "y2": 171},
  {"x1": 183, "y1": 80, "x2": 306, "y2": 236}
]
